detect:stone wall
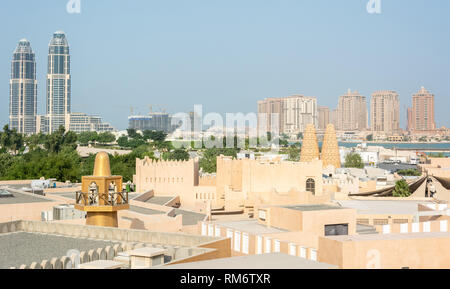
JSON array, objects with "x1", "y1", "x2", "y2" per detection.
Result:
[{"x1": 0, "y1": 220, "x2": 231, "y2": 269}]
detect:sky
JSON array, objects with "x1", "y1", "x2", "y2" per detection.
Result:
[{"x1": 1, "y1": 0, "x2": 450, "y2": 130}]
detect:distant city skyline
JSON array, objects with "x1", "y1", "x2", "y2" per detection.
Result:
[{"x1": 1, "y1": 1, "x2": 450, "y2": 131}]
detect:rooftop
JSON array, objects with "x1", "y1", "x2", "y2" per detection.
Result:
[
  {"x1": 166, "y1": 253, "x2": 337, "y2": 269},
  {"x1": 0, "y1": 232, "x2": 119, "y2": 269},
  {"x1": 129, "y1": 205, "x2": 166, "y2": 215},
  {"x1": 213, "y1": 220, "x2": 286, "y2": 235},
  {"x1": 173, "y1": 209, "x2": 206, "y2": 226},
  {"x1": 335, "y1": 200, "x2": 432, "y2": 215},
  {"x1": 0, "y1": 191, "x2": 53, "y2": 205},
  {"x1": 283, "y1": 204, "x2": 346, "y2": 212},
  {"x1": 145, "y1": 196, "x2": 174, "y2": 206},
  {"x1": 326, "y1": 231, "x2": 450, "y2": 242}
]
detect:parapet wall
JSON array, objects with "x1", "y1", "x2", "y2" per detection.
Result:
[{"x1": 0, "y1": 220, "x2": 230, "y2": 269}]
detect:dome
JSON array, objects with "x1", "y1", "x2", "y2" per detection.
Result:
[
  {"x1": 49, "y1": 31, "x2": 69, "y2": 46},
  {"x1": 14, "y1": 38, "x2": 33, "y2": 54}
]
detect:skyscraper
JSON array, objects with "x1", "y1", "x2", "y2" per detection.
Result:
[
  {"x1": 318, "y1": 106, "x2": 330, "y2": 130},
  {"x1": 337, "y1": 89, "x2": 368, "y2": 131},
  {"x1": 370, "y1": 90, "x2": 400, "y2": 135},
  {"x1": 46, "y1": 31, "x2": 71, "y2": 133},
  {"x1": 408, "y1": 87, "x2": 436, "y2": 133},
  {"x1": 9, "y1": 39, "x2": 37, "y2": 134},
  {"x1": 257, "y1": 95, "x2": 317, "y2": 137}
]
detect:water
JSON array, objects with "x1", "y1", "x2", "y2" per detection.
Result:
[
  {"x1": 336, "y1": 142, "x2": 450, "y2": 150},
  {"x1": 288, "y1": 141, "x2": 450, "y2": 157},
  {"x1": 337, "y1": 142, "x2": 450, "y2": 157}
]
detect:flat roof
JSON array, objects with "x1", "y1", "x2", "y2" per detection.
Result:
[
  {"x1": 0, "y1": 232, "x2": 119, "y2": 269},
  {"x1": 282, "y1": 204, "x2": 346, "y2": 212},
  {"x1": 129, "y1": 247, "x2": 167, "y2": 257},
  {"x1": 166, "y1": 253, "x2": 337, "y2": 269},
  {"x1": 173, "y1": 209, "x2": 206, "y2": 226},
  {"x1": 336, "y1": 200, "x2": 432, "y2": 215},
  {"x1": 129, "y1": 206, "x2": 166, "y2": 215},
  {"x1": 0, "y1": 191, "x2": 53, "y2": 205},
  {"x1": 214, "y1": 220, "x2": 286, "y2": 235},
  {"x1": 326, "y1": 232, "x2": 450, "y2": 242},
  {"x1": 145, "y1": 196, "x2": 173, "y2": 205}
]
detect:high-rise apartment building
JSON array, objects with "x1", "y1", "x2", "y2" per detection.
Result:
[
  {"x1": 318, "y1": 106, "x2": 330, "y2": 130},
  {"x1": 407, "y1": 107, "x2": 413, "y2": 132},
  {"x1": 408, "y1": 87, "x2": 436, "y2": 133},
  {"x1": 9, "y1": 39, "x2": 37, "y2": 134},
  {"x1": 370, "y1": 90, "x2": 400, "y2": 135},
  {"x1": 337, "y1": 89, "x2": 368, "y2": 131},
  {"x1": 257, "y1": 98, "x2": 284, "y2": 135},
  {"x1": 46, "y1": 31, "x2": 71, "y2": 133},
  {"x1": 258, "y1": 95, "x2": 317, "y2": 136},
  {"x1": 330, "y1": 108, "x2": 339, "y2": 130}
]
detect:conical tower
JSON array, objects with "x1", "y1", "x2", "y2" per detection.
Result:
[
  {"x1": 75, "y1": 152, "x2": 130, "y2": 227},
  {"x1": 300, "y1": 124, "x2": 320, "y2": 162},
  {"x1": 321, "y1": 124, "x2": 341, "y2": 168}
]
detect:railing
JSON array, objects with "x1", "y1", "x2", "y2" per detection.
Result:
[{"x1": 76, "y1": 191, "x2": 129, "y2": 207}]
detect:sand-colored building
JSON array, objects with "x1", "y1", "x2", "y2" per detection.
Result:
[{"x1": 134, "y1": 155, "x2": 327, "y2": 214}]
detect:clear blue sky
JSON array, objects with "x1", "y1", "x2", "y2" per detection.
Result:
[{"x1": 1, "y1": 0, "x2": 449, "y2": 130}]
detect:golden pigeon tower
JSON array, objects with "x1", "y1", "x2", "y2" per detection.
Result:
[
  {"x1": 321, "y1": 124, "x2": 341, "y2": 168},
  {"x1": 75, "y1": 152, "x2": 129, "y2": 227},
  {"x1": 300, "y1": 124, "x2": 320, "y2": 162}
]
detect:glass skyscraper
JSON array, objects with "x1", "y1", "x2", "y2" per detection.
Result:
[
  {"x1": 46, "y1": 31, "x2": 71, "y2": 133},
  {"x1": 9, "y1": 39, "x2": 37, "y2": 134}
]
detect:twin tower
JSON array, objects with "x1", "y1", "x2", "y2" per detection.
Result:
[{"x1": 300, "y1": 124, "x2": 341, "y2": 169}]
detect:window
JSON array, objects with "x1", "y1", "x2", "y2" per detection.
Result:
[
  {"x1": 306, "y1": 178, "x2": 315, "y2": 195},
  {"x1": 325, "y1": 224, "x2": 349, "y2": 236}
]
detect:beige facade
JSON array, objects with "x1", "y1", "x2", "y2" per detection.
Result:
[
  {"x1": 370, "y1": 90, "x2": 400, "y2": 135},
  {"x1": 337, "y1": 89, "x2": 368, "y2": 131},
  {"x1": 256, "y1": 205, "x2": 357, "y2": 236},
  {"x1": 319, "y1": 232, "x2": 450, "y2": 269},
  {"x1": 134, "y1": 155, "x2": 325, "y2": 213}
]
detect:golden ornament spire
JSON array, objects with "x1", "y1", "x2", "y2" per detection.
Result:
[
  {"x1": 93, "y1": 152, "x2": 112, "y2": 177},
  {"x1": 75, "y1": 152, "x2": 129, "y2": 228}
]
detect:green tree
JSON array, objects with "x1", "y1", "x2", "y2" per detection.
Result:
[
  {"x1": 397, "y1": 169, "x2": 421, "y2": 176},
  {"x1": 117, "y1": 136, "x2": 129, "y2": 147},
  {"x1": 366, "y1": 134, "x2": 373, "y2": 141},
  {"x1": 96, "y1": 132, "x2": 116, "y2": 144},
  {"x1": 163, "y1": 149, "x2": 190, "y2": 161},
  {"x1": 44, "y1": 126, "x2": 78, "y2": 153},
  {"x1": 393, "y1": 180, "x2": 411, "y2": 197},
  {"x1": 143, "y1": 130, "x2": 167, "y2": 143},
  {"x1": 199, "y1": 148, "x2": 238, "y2": 173},
  {"x1": 344, "y1": 152, "x2": 364, "y2": 169},
  {"x1": 127, "y1": 129, "x2": 142, "y2": 140},
  {"x1": 0, "y1": 125, "x2": 24, "y2": 153},
  {"x1": 288, "y1": 146, "x2": 300, "y2": 162}
]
